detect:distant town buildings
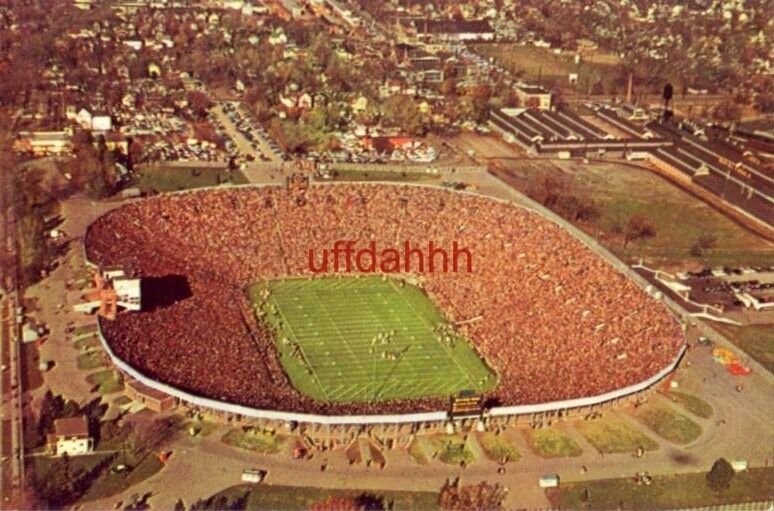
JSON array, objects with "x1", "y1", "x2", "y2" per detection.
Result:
[{"x1": 416, "y1": 19, "x2": 495, "y2": 42}]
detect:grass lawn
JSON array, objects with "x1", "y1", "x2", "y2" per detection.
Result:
[
  {"x1": 471, "y1": 44, "x2": 616, "y2": 92},
  {"x1": 549, "y1": 468, "x2": 774, "y2": 509},
  {"x1": 79, "y1": 454, "x2": 165, "y2": 503},
  {"x1": 183, "y1": 419, "x2": 218, "y2": 438},
  {"x1": 31, "y1": 452, "x2": 114, "y2": 479},
  {"x1": 31, "y1": 451, "x2": 162, "y2": 505},
  {"x1": 20, "y1": 342, "x2": 43, "y2": 391},
  {"x1": 201, "y1": 484, "x2": 439, "y2": 511},
  {"x1": 74, "y1": 278, "x2": 91, "y2": 291},
  {"x1": 85, "y1": 370, "x2": 124, "y2": 395},
  {"x1": 428, "y1": 435, "x2": 476, "y2": 465},
  {"x1": 113, "y1": 395, "x2": 132, "y2": 407},
  {"x1": 714, "y1": 324, "x2": 774, "y2": 374},
  {"x1": 221, "y1": 428, "x2": 287, "y2": 455},
  {"x1": 74, "y1": 335, "x2": 101, "y2": 351},
  {"x1": 524, "y1": 428, "x2": 583, "y2": 458},
  {"x1": 576, "y1": 164, "x2": 774, "y2": 268},
  {"x1": 331, "y1": 170, "x2": 440, "y2": 182},
  {"x1": 409, "y1": 437, "x2": 431, "y2": 465},
  {"x1": 631, "y1": 406, "x2": 703, "y2": 445},
  {"x1": 77, "y1": 351, "x2": 108, "y2": 370},
  {"x1": 250, "y1": 277, "x2": 495, "y2": 403},
  {"x1": 477, "y1": 432, "x2": 521, "y2": 463},
  {"x1": 73, "y1": 324, "x2": 99, "y2": 337},
  {"x1": 32, "y1": 452, "x2": 115, "y2": 502},
  {"x1": 662, "y1": 391, "x2": 713, "y2": 419},
  {"x1": 408, "y1": 435, "x2": 475, "y2": 466},
  {"x1": 494, "y1": 161, "x2": 774, "y2": 269},
  {"x1": 575, "y1": 415, "x2": 659, "y2": 454},
  {"x1": 136, "y1": 165, "x2": 248, "y2": 193}
]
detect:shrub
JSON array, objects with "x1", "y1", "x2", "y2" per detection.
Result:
[{"x1": 707, "y1": 458, "x2": 735, "y2": 492}]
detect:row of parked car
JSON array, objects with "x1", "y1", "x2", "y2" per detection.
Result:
[
  {"x1": 140, "y1": 139, "x2": 225, "y2": 163},
  {"x1": 217, "y1": 101, "x2": 288, "y2": 163}
]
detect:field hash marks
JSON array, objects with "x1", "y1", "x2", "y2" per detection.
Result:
[{"x1": 251, "y1": 277, "x2": 495, "y2": 403}]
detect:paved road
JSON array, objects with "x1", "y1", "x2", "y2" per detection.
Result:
[{"x1": 0, "y1": 131, "x2": 26, "y2": 509}]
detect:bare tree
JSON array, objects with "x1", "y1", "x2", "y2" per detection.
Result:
[
  {"x1": 439, "y1": 479, "x2": 508, "y2": 510},
  {"x1": 623, "y1": 214, "x2": 656, "y2": 248}
]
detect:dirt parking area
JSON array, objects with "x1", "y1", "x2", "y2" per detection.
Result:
[{"x1": 449, "y1": 132, "x2": 525, "y2": 161}]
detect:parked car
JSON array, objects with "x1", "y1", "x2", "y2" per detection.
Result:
[{"x1": 697, "y1": 336, "x2": 713, "y2": 347}]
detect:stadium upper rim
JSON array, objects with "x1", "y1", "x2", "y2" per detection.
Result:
[{"x1": 84, "y1": 181, "x2": 687, "y2": 425}]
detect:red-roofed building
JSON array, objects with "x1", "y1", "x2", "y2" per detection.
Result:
[{"x1": 47, "y1": 416, "x2": 94, "y2": 457}]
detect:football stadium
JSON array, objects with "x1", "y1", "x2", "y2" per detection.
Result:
[{"x1": 84, "y1": 182, "x2": 685, "y2": 429}]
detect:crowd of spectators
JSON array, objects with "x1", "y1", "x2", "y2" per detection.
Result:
[{"x1": 85, "y1": 183, "x2": 684, "y2": 415}]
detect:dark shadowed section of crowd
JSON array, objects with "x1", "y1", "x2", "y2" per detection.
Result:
[{"x1": 85, "y1": 184, "x2": 684, "y2": 415}]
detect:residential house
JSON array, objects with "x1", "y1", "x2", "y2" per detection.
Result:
[{"x1": 47, "y1": 416, "x2": 94, "y2": 457}]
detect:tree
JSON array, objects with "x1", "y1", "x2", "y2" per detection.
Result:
[
  {"x1": 706, "y1": 458, "x2": 735, "y2": 492},
  {"x1": 17, "y1": 214, "x2": 50, "y2": 283},
  {"x1": 662, "y1": 82, "x2": 674, "y2": 110},
  {"x1": 190, "y1": 491, "x2": 250, "y2": 510},
  {"x1": 37, "y1": 390, "x2": 63, "y2": 441},
  {"x1": 187, "y1": 91, "x2": 212, "y2": 120},
  {"x1": 127, "y1": 417, "x2": 177, "y2": 459},
  {"x1": 354, "y1": 494, "x2": 384, "y2": 511},
  {"x1": 441, "y1": 78, "x2": 457, "y2": 97},
  {"x1": 575, "y1": 199, "x2": 601, "y2": 222},
  {"x1": 528, "y1": 174, "x2": 570, "y2": 208},
  {"x1": 309, "y1": 496, "x2": 361, "y2": 511},
  {"x1": 754, "y1": 93, "x2": 774, "y2": 114},
  {"x1": 711, "y1": 101, "x2": 742, "y2": 124},
  {"x1": 380, "y1": 95, "x2": 427, "y2": 136},
  {"x1": 690, "y1": 232, "x2": 717, "y2": 257},
  {"x1": 623, "y1": 214, "x2": 656, "y2": 248},
  {"x1": 439, "y1": 480, "x2": 507, "y2": 510}
]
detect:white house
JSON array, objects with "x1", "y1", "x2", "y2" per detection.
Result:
[{"x1": 48, "y1": 416, "x2": 94, "y2": 457}]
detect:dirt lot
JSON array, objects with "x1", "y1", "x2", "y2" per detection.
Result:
[{"x1": 449, "y1": 132, "x2": 525, "y2": 161}]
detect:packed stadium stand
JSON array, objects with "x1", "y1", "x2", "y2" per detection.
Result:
[{"x1": 85, "y1": 184, "x2": 685, "y2": 417}]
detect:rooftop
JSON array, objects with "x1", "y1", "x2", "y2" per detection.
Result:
[{"x1": 53, "y1": 416, "x2": 89, "y2": 438}]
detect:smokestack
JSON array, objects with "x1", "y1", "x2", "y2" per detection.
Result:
[{"x1": 627, "y1": 72, "x2": 633, "y2": 104}]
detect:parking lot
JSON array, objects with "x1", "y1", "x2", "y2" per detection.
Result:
[{"x1": 211, "y1": 102, "x2": 286, "y2": 166}]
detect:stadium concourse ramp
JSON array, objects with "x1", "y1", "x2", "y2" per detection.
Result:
[{"x1": 84, "y1": 181, "x2": 688, "y2": 428}]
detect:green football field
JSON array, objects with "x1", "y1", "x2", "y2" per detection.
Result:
[{"x1": 248, "y1": 277, "x2": 496, "y2": 404}]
